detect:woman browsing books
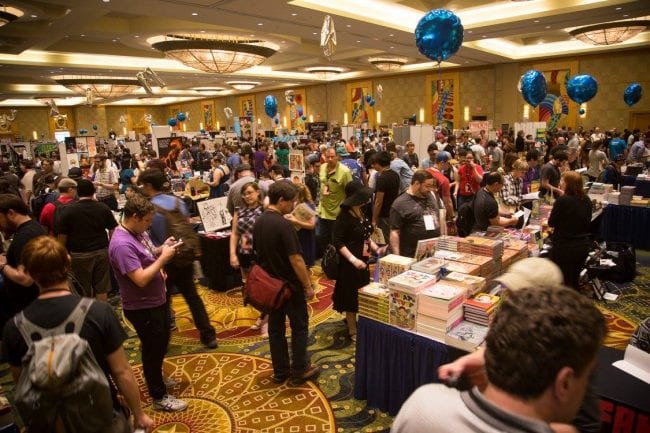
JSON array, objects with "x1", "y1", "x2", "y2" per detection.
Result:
[
  {"x1": 332, "y1": 181, "x2": 386, "y2": 341},
  {"x1": 229, "y1": 181, "x2": 267, "y2": 332}
]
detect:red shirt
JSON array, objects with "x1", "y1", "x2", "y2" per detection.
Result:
[
  {"x1": 426, "y1": 168, "x2": 451, "y2": 199},
  {"x1": 39, "y1": 195, "x2": 75, "y2": 235},
  {"x1": 457, "y1": 164, "x2": 484, "y2": 197}
]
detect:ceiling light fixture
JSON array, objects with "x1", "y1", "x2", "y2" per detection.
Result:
[
  {"x1": 368, "y1": 55, "x2": 408, "y2": 72},
  {"x1": 52, "y1": 75, "x2": 142, "y2": 99},
  {"x1": 192, "y1": 87, "x2": 228, "y2": 95},
  {"x1": 150, "y1": 34, "x2": 278, "y2": 74},
  {"x1": 569, "y1": 20, "x2": 650, "y2": 45},
  {"x1": 227, "y1": 81, "x2": 260, "y2": 91},
  {"x1": 0, "y1": 4, "x2": 23, "y2": 27},
  {"x1": 304, "y1": 66, "x2": 348, "y2": 79}
]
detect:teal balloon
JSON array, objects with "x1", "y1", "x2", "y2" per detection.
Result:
[
  {"x1": 624, "y1": 83, "x2": 642, "y2": 107},
  {"x1": 301, "y1": 115, "x2": 307, "y2": 121},
  {"x1": 579, "y1": 108, "x2": 585, "y2": 115},
  {"x1": 176, "y1": 112, "x2": 186, "y2": 122},
  {"x1": 366, "y1": 95, "x2": 372, "y2": 103},
  {"x1": 415, "y1": 9, "x2": 464, "y2": 63},
  {"x1": 274, "y1": 117, "x2": 280, "y2": 125},
  {"x1": 566, "y1": 74, "x2": 598, "y2": 104},
  {"x1": 167, "y1": 117, "x2": 177, "y2": 127},
  {"x1": 200, "y1": 128, "x2": 206, "y2": 134},
  {"x1": 264, "y1": 95, "x2": 278, "y2": 118},
  {"x1": 519, "y1": 69, "x2": 547, "y2": 107},
  {"x1": 369, "y1": 99, "x2": 376, "y2": 107},
  {"x1": 92, "y1": 124, "x2": 98, "y2": 131}
]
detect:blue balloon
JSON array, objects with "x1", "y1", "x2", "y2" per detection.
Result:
[
  {"x1": 415, "y1": 9, "x2": 464, "y2": 63},
  {"x1": 92, "y1": 124, "x2": 98, "y2": 131},
  {"x1": 624, "y1": 83, "x2": 642, "y2": 107},
  {"x1": 176, "y1": 112, "x2": 186, "y2": 122},
  {"x1": 200, "y1": 128, "x2": 206, "y2": 134},
  {"x1": 274, "y1": 117, "x2": 280, "y2": 125},
  {"x1": 168, "y1": 117, "x2": 177, "y2": 127},
  {"x1": 301, "y1": 115, "x2": 307, "y2": 121},
  {"x1": 369, "y1": 99, "x2": 376, "y2": 107},
  {"x1": 366, "y1": 95, "x2": 372, "y2": 103},
  {"x1": 566, "y1": 74, "x2": 598, "y2": 104},
  {"x1": 264, "y1": 95, "x2": 278, "y2": 118},
  {"x1": 579, "y1": 108, "x2": 585, "y2": 115},
  {"x1": 519, "y1": 69, "x2": 547, "y2": 107}
]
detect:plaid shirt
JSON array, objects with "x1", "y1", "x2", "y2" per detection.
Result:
[
  {"x1": 500, "y1": 173, "x2": 523, "y2": 207},
  {"x1": 236, "y1": 205, "x2": 263, "y2": 255}
]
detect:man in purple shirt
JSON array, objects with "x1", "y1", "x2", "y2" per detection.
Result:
[
  {"x1": 253, "y1": 143, "x2": 269, "y2": 178},
  {"x1": 108, "y1": 195, "x2": 188, "y2": 412}
]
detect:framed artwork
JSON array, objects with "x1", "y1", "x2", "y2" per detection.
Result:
[
  {"x1": 286, "y1": 88, "x2": 307, "y2": 132},
  {"x1": 202, "y1": 101, "x2": 215, "y2": 131},
  {"x1": 425, "y1": 72, "x2": 460, "y2": 130},
  {"x1": 86, "y1": 136, "x2": 97, "y2": 157},
  {"x1": 346, "y1": 80, "x2": 374, "y2": 127},
  {"x1": 198, "y1": 197, "x2": 232, "y2": 232},
  {"x1": 239, "y1": 96, "x2": 255, "y2": 118},
  {"x1": 289, "y1": 150, "x2": 305, "y2": 172},
  {"x1": 527, "y1": 60, "x2": 579, "y2": 130}
]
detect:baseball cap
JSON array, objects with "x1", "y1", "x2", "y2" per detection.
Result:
[
  {"x1": 436, "y1": 151, "x2": 451, "y2": 163},
  {"x1": 494, "y1": 257, "x2": 563, "y2": 291},
  {"x1": 57, "y1": 177, "x2": 78, "y2": 189},
  {"x1": 68, "y1": 167, "x2": 82, "y2": 179}
]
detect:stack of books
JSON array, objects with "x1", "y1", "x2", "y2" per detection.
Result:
[
  {"x1": 416, "y1": 283, "x2": 466, "y2": 340},
  {"x1": 388, "y1": 270, "x2": 437, "y2": 330},
  {"x1": 433, "y1": 235, "x2": 462, "y2": 252},
  {"x1": 463, "y1": 293, "x2": 500, "y2": 326},
  {"x1": 607, "y1": 191, "x2": 620, "y2": 205},
  {"x1": 411, "y1": 257, "x2": 445, "y2": 277},
  {"x1": 441, "y1": 272, "x2": 486, "y2": 295},
  {"x1": 378, "y1": 255, "x2": 417, "y2": 284},
  {"x1": 458, "y1": 236, "x2": 504, "y2": 259},
  {"x1": 445, "y1": 321, "x2": 489, "y2": 352},
  {"x1": 630, "y1": 195, "x2": 649, "y2": 207},
  {"x1": 620, "y1": 186, "x2": 635, "y2": 206},
  {"x1": 444, "y1": 260, "x2": 481, "y2": 276},
  {"x1": 358, "y1": 283, "x2": 390, "y2": 323}
]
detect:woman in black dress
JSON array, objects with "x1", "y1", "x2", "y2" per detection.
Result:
[{"x1": 332, "y1": 181, "x2": 385, "y2": 341}]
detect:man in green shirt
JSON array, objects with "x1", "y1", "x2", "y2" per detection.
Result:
[{"x1": 316, "y1": 147, "x2": 352, "y2": 257}]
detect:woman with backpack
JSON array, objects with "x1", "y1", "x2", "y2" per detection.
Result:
[
  {"x1": 229, "y1": 182, "x2": 267, "y2": 333},
  {"x1": 208, "y1": 154, "x2": 230, "y2": 198}
]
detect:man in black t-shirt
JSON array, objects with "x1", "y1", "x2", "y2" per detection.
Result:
[
  {"x1": 473, "y1": 172, "x2": 519, "y2": 232},
  {"x1": 389, "y1": 170, "x2": 440, "y2": 258},
  {"x1": 539, "y1": 151, "x2": 568, "y2": 200},
  {"x1": 56, "y1": 179, "x2": 118, "y2": 301},
  {"x1": 372, "y1": 151, "x2": 400, "y2": 243},
  {"x1": 252, "y1": 181, "x2": 319, "y2": 386},
  {"x1": 0, "y1": 194, "x2": 47, "y2": 330}
]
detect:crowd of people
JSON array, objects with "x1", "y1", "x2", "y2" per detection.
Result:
[{"x1": 0, "y1": 122, "x2": 646, "y2": 432}]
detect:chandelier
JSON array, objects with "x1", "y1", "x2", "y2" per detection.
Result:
[
  {"x1": 52, "y1": 76, "x2": 142, "y2": 99},
  {"x1": 368, "y1": 56, "x2": 408, "y2": 72},
  {"x1": 0, "y1": 4, "x2": 23, "y2": 27},
  {"x1": 150, "y1": 34, "x2": 278, "y2": 73},
  {"x1": 304, "y1": 66, "x2": 348, "y2": 80},
  {"x1": 227, "y1": 81, "x2": 260, "y2": 91},
  {"x1": 569, "y1": 20, "x2": 650, "y2": 45}
]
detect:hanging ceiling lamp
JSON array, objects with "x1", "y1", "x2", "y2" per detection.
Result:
[
  {"x1": 304, "y1": 66, "x2": 348, "y2": 79},
  {"x1": 367, "y1": 56, "x2": 408, "y2": 72},
  {"x1": 0, "y1": 3, "x2": 23, "y2": 27},
  {"x1": 569, "y1": 20, "x2": 650, "y2": 45},
  {"x1": 227, "y1": 81, "x2": 260, "y2": 91},
  {"x1": 52, "y1": 76, "x2": 142, "y2": 99},
  {"x1": 150, "y1": 34, "x2": 278, "y2": 73}
]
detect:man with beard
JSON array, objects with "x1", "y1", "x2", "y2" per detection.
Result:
[{"x1": 0, "y1": 194, "x2": 47, "y2": 331}]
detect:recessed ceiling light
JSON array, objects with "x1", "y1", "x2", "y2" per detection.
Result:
[
  {"x1": 623, "y1": 14, "x2": 629, "y2": 17},
  {"x1": 533, "y1": 20, "x2": 540, "y2": 23},
  {"x1": 537, "y1": 41, "x2": 544, "y2": 45},
  {"x1": 390, "y1": 46, "x2": 394, "y2": 49},
  {"x1": 281, "y1": 40, "x2": 286, "y2": 44},
  {"x1": 468, "y1": 30, "x2": 473, "y2": 34},
  {"x1": 30, "y1": 14, "x2": 37, "y2": 18},
  {"x1": 257, "y1": 23, "x2": 263, "y2": 26},
  {"x1": 545, "y1": 25, "x2": 551, "y2": 29},
  {"x1": 346, "y1": 24, "x2": 351, "y2": 28},
  {"x1": 112, "y1": 39, "x2": 117, "y2": 42},
  {"x1": 200, "y1": 30, "x2": 205, "y2": 33},
  {"x1": 134, "y1": 35, "x2": 140, "y2": 38},
  {"x1": 482, "y1": 35, "x2": 487, "y2": 38},
  {"x1": 312, "y1": 32, "x2": 317, "y2": 35},
  {"x1": 356, "y1": 40, "x2": 361, "y2": 43},
  {"x1": 80, "y1": 34, "x2": 86, "y2": 37},
  {"x1": 102, "y1": 0, "x2": 110, "y2": 2},
  {"x1": 389, "y1": 34, "x2": 394, "y2": 37},
  {"x1": 291, "y1": 13, "x2": 297, "y2": 16},
  {"x1": 249, "y1": 34, "x2": 255, "y2": 37},
  {"x1": 191, "y1": 12, "x2": 198, "y2": 16},
  {"x1": 615, "y1": 7, "x2": 622, "y2": 10}
]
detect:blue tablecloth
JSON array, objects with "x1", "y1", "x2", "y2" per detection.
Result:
[
  {"x1": 353, "y1": 316, "x2": 450, "y2": 416},
  {"x1": 621, "y1": 175, "x2": 637, "y2": 187},
  {"x1": 600, "y1": 204, "x2": 650, "y2": 250},
  {"x1": 634, "y1": 178, "x2": 650, "y2": 198}
]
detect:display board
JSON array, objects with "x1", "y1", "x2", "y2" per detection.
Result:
[
  {"x1": 197, "y1": 197, "x2": 232, "y2": 232},
  {"x1": 409, "y1": 125, "x2": 435, "y2": 167}
]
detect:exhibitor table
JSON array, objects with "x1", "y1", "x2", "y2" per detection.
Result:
[{"x1": 600, "y1": 204, "x2": 650, "y2": 250}]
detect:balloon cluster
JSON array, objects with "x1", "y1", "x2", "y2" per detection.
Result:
[
  {"x1": 79, "y1": 129, "x2": 88, "y2": 135},
  {"x1": 415, "y1": 9, "x2": 463, "y2": 63},
  {"x1": 518, "y1": 70, "x2": 547, "y2": 107},
  {"x1": 365, "y1": 94, "x2": 376, "y2": 107},
  {"x1": 264, "y1": 95, "x2": 278, "y2": 118}
]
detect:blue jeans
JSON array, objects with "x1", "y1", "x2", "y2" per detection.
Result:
[
  {"x1": 457, "y1": 194, "x2": 474, "y2": 209},
  {"x1": 268, "y1": 290, "x2": 310, "y2": 378}
]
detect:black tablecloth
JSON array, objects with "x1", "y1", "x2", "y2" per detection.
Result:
[
  {"x1": 600, "y1": 204, "x2": 650, "y2": 250},
  {"x1": 634, "y1": 178, "x2": 650, "y2": 198},
  {"x1": 353, "y1": 316, "x2": 456, "y2": 416},
  {"x1": 198, "y1": 234, "x2": 241, "y2": 291}
]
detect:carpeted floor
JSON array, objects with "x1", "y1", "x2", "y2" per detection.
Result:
[{"x1": 2, "y1": 252, "x2": 648, "y2": 432}]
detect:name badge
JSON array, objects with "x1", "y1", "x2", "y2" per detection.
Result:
[{"x1": 424, "y1": 214, "x2": 438, "y2": 231}]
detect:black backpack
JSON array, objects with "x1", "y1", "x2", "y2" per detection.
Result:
[
  {"x1": 600, "y1": 242, "x2": 636, "y2": 283},
  {"x1": 52, "y1": 198, "x2": 77, "y2": 235},
  {"x1": 31, "y1": 190, "x2": 59, "y2": 221},
  {"x1": 455, "y1": 198, "x2": 476, "y2": 238},
  {"x1": 153, "y1": 197, "x2": 201, "y2": 266},
  {"x1": 321, "y1": 244, "x2": 340, "y2": 280}
]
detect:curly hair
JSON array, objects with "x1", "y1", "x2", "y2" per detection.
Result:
[{"x1": 485, "y1": 286, "x2": 605, "y2": 399}]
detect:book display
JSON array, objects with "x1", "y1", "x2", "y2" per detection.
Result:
[
  {"x1": 378, "y1": 254, "x2": 417, "y2": 284},
  {"x1": 358, "y1": 283, "x2": 390, "y2": 324},
  {"x1": 387, "y1": 270, "x2": 437, "y2": 293},
  {"x1": 445, "y1": 321, "x2": 489, "y2": 352},
  {"x1": 416, "y1": 284, "x2": 466, "y2": 340},
  {"x1": 441, "y1": 272, "x2": 486, "y2": 295},
  {"x1": 463, "y1": 293, "x2": 501, "y2": 326},
  {"x1": 389, "y1": 289, "x2": 419, "y2": 330},
  {"x1": 411, "y1": 257, "x2": 445, "y2": 277}
]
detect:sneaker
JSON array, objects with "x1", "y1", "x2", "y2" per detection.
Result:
[
  {"x1": 289, "y1": 365, "x2": 320, "y2": 386},
  {"x1": 202, "y1": 339, "x2": 218, "y2": 349},
  {"x1": 163, "y1": 376, "x2": 179, "y2": 388},
  {"x1": 153, "y1": 394, "x2": 188, "y2": 412},
  {"x1": 270, "y1": 373, "x2": 289, "y2": 384}
]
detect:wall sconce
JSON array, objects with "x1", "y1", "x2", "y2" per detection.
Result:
[
  {"x1": 199, "y1": 122, "x2": 204, "y2": 130},
  {"x1": 580, "y1": 103, "x2": 587, "y2": 118},
  {"x1": 257, "y1": 117, "x2": 261, "y2": 125},
  {"x1": 376, "y1": 110, "x2": 381, "y2": 124},
  {"x1": 216, "y1": 121, "x2": 220, "y2": 130},
  {"x1": 419, "y1": 108, "x2": 425, "y2": 123},
  {"x1": 523, "y1": 104, "x2": 530, "y2": 120},
  {"x1": 182, "y1": 123, "x2": 187, "y2": 132},
  {"x1": 283, "y1": 116, "x2": 287, "y2": 128},
  {"x1": 463, "y1": 106, "x2": 470, "y2": 122},
  {"x1": 344, "y1": 112, "x2": 348, "y2": 125},
  {"x1": 309, "y1": 114, "x2": 314, "y2": 123},
  {"x1": 32, "y1": 130, "x2": 38, "y2": 140}
]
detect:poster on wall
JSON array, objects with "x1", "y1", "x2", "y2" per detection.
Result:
[
  {"x1": 239, "y1": 116, "x2": 252, "y2": 141},
  {"x1": 432, "y1": 78, "x2": 455, "y2": 131},
  {"x1": 75, "y1": 137, "x2": 88, "y2": 153},
  {"x1": 197, "y1": 197, "x2": 232, "y2": 232},
  {"x1": 538, "y1": 69, "x2": 571, "y2": 130},
  {"x1": 157, "y1": 137, "x2": 184, "y2": 169},
  {"x1": 286, "y1": 88, "x2": 307, "y2": 132},
  {"x1": 289, "y1": 150, "x2": 305, "y2": 173},
  {"x1": 202, "y1": 101, "x2": 215, "y2": 131},
  {"x1": 86, "y1": 136, "x2": 97, "y2": 157},
  {"x1": 239, "y1": 96, "x2": 255, "y2": 118},
  {"x1": 66, "y1": 153, "x2": 80, "y2": 169},
  {"x1": 65, "y1": 137, "x2": 77, "y2": 154},
  {"x1": 347, "y1": 81, "x2": 374, "y2": 126}
]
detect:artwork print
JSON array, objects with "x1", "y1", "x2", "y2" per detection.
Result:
[
  {"x1": 432, "y1": 78, "x2": 454, "y2": 130},
  {"x1": 287, "y1": 89, "x2": 307, "y2": 132},
  {"x1": 202, "y1": 102, "x2": 215, "y2": 131},
  {"x1": 198, "y1": 197, "x2": 232, "y2": 232},
  {"x1": 538, "y1": 69, "x2": 570, "y2": 129}
]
